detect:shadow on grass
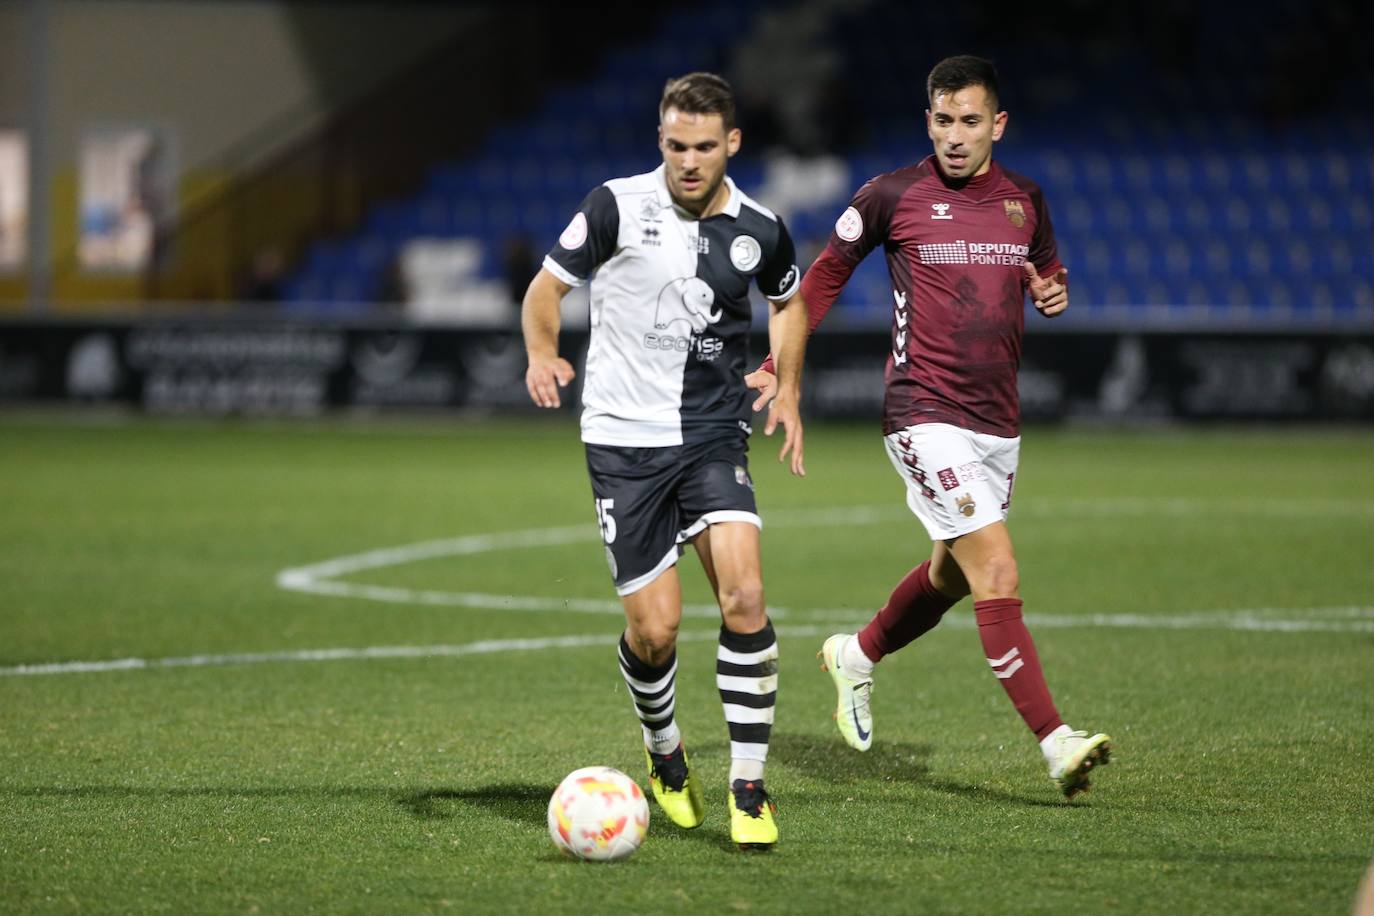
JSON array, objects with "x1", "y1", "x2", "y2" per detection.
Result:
[
  {"x1": 399, "y1": 783, "x2": 748, "y2": 853},
  {"x1": 11, "y1": 783, "x2": 558, "y2": 831},
  {"x1": 695, "y1": 733, "x2": 1065, "y2": 809},
  {"x1": 398, "y1": 784, "x2": 547, "y2": 828}
]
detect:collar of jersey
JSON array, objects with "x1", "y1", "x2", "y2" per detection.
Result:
[
  {"x1": 925, "y1": 154, "x2": 1002, "y2": 200},
  {"x1": 653, "y1": 163, "x2": 742, "y2": 220}
]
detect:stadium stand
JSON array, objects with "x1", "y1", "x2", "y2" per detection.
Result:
[{"x1": 282, "y1": 0, "x2": 1374, "y2": 327}]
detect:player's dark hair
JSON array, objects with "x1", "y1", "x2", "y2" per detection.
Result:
[
  {"x1": 927, "y1": 55, "x2": 1000, "y2": 110},
  {"x1": 660, "y1": 72, "x2": 736, "y2": 132}
]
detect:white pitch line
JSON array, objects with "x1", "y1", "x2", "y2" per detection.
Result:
[
  {"x1": 0, "y1": 627, "x2": 821, "y2": 678},
  {"x1": 275, "y1": 499, "x2": 1374, "y2": 618},
  {"x1": 280, "y1": 577, "x2": 733, "y2": 619},
  {"x1": 5, "y1": 609, "x2": 1372, "y2": 678},
  {"x1": 802, "y1": 607, "x2": 1374, "y2": 634},
  {"x1": 8, "y1": 502, "x2": 1370, "y2": 679}
]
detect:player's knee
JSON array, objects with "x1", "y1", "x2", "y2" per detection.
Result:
[
  {"x1": 719, "y1": 579, "x2": 765, "y2": 625},
  {"x1": 628, "y1": 624, "x2": 679, "y2": 666},
  {"x1": 974, "y1": 555, "x2": 1019, "y2": 598}
]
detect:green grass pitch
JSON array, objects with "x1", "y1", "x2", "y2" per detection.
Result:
[{"x1": 2, "y1": 413, "x2": 1372, "y2": 913}]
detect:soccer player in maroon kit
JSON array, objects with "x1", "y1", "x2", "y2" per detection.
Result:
[{"x1": 751, "y1": 55, "x2": 1111, "y2": 798}]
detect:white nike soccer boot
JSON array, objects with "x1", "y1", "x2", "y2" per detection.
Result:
[
  {"x1": 818, "y1": 634, "x2": 874, "y2": 751},
  {"x1": 1044, "y1": 727, "x2": 1113, "y2": 799}
]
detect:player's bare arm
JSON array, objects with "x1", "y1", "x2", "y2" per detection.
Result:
[
  {"x1": 521, "y1": 267, "x2": 577, "y2": 408},
  {"x1": 747, "y1": 244, "x2": 853, "y2": 411},
  {"x1": 1024, "y1": 261, "x2": 1069, "y2": 317},
  {"x1": 764, "y1": 289, "x2": 808, "y2": 477}
]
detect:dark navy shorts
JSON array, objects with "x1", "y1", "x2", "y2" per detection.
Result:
[{"x1": 585, "y1": 433, "x2": 760, "y2": 595}]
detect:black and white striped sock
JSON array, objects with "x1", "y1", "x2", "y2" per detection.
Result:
[
  {"x1": 716, "y1": 620, "x2": 778, "y2": 783},
  {"x1": 617, "y1": 634, "x2": 681, "y2": 756}
]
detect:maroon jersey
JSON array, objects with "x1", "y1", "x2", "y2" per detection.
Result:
[{"x1": 801, "y1": 155, "x2": 1063, "y2": 438}]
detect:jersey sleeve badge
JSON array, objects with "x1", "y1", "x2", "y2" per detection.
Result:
[
  {"x1": 559, "y1": 212, "x2": 589, "y2": 250},
  {"x1": 729, "y1": 235, "x2": 762, "y2": 272},
  {"x1": 835, "y1": 206, "x2": 864, "y2": 242}
]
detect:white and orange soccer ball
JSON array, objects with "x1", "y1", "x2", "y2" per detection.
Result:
[{"x1": 547, "y1": 766, "x2": 649, "y2": 861}]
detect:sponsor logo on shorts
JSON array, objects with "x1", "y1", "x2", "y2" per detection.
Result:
[
  {"x1": 956, "y1": 494, "x2": 977, "y2": 517},
  {"x1": 937, "y1": 468, "x2": 959, "y2": 491},
  {"x1": 957, "y1": 462, "x2": 988, "y2": 483}
]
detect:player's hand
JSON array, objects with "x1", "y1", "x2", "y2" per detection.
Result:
[
  {"x1": 764, "y1": 389, "x2": 805, "y2": 477},
  {"x1": 1024, "y1": 262, "x2": 1069, "y2": 316},
  {"x1": 525, "y1": 355, "x2": 576, "y2": 408},
  {"x1": 745, "y1": 368, "x2": 778, "y2": 411}
]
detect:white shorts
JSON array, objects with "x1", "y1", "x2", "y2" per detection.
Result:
[{"x1": 883, "y1": 423, "x2": 1020, "y2": 541}]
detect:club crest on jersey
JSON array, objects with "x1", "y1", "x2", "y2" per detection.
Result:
[
  {"x1": 931, "y1": 202, "x2": 953, "y2": 220},
  {"x1": 559, "y1": 212, "x2": 588, "y2": 249},
  {"x1": 640, "y1": 197, "x2": 663, "y2": 221},
  {"x1": 956, "y1": 494, "x2": 976, "y2": 517},
  {"x1": 1003, "y1": 199, "x2": 1026, "y2": 227},
  {"x1": 835, "y1": 206, "x2": 863, "y2": 241},
  {"x1": 729, "y1": 235, "x2": 762, "y2": 272}
]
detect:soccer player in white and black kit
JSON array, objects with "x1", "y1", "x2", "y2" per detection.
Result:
[
  {"x1": 751, "y1": 55, "x2": 1112, "y2": 798},
  {"x1": 522, "y1": 72, "x2": 808, "y2": 847}
]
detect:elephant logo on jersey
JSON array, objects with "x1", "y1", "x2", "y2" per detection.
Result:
[{"x1": 654, "y1": 276, "x2": 722, "y2": 333}]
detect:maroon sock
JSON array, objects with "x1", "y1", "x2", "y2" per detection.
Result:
[
  {"x1": 973, "y1": 598, "x2": 1063, "y2": 740},
  {"x1": 857, "y1": 561, "x2": 959, "y2": 663}
]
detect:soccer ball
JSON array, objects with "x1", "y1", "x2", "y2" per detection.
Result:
[{"x1": 547, "y1": 766, "x2": 649, "y2": 861}]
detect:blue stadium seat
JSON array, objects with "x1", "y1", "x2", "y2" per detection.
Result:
[{"x1": 279, "y1": 0, "x2": 1372, "y2": 322}]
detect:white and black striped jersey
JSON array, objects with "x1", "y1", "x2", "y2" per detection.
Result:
[{"x1": 544, "y1": 164, "x2": 801, "y2": 447}]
